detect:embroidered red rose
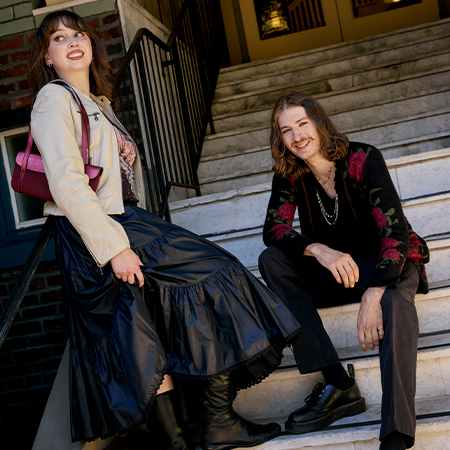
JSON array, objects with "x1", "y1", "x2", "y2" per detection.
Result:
[
  {"x1": 372, "y1": 207, "x2": 387, "y2": 229},
  {"x1": 407, "y1": 248, "x2": 422, "y2": 262},
  {"x1": 382, "y1": 248, "x2": 400, "y2": 261},
  {"x1": 348, "y1": 152, "x2": 366, "y2": 182},
  {"x1": 409, "y1": 233, "x2": 421, "y2": 249},
  {"x1": 380, "y1": 238, "x2": 399, "y2": 251},
  {"x1": 272, "y1": 223, "x2": 292, "y2": 240},
  {"x1": 276, "y1": 203, "x2": 296, "y2": 221}
]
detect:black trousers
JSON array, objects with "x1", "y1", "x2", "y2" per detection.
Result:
[{"x1": 259, "y1": 246, "x2": 419, "y2": 447}]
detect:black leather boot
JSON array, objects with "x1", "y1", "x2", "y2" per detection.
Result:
[
  {"x1": 200, "y1": 373, "x2": 281, "y2": 450},
  {"x1": 148, "y1": 391, "x2": 189, "y2": 450}
]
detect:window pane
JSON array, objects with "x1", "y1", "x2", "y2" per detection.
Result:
[{"x1": 2, "y1": 130, "x2": 45, "y2": 225}]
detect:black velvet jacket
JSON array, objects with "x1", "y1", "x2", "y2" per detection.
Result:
[{"x1": 263, "y1": 142, "x2": 430, "y2": 293}]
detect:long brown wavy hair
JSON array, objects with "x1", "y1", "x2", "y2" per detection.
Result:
[
  {"x1": 28, "y1": 10, "x2": 114, "y2": 100},
  {"x1": 270, "y1": 92, "x2": 349, "y2": 180}
]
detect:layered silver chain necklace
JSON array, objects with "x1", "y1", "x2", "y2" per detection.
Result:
[
  {"x1": 315, "y1": 189, "x2": 339, "y2": 225},
  {"x1": 312, "y1": 162, "x2": 339, "y2": 225}
]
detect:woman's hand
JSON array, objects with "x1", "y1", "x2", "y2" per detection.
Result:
[
  {"x1": 110, "y1": 248, "x2": 145, "y2": 287},
  {"x1": 357, "y1": 287, "x2": 386, "y2": 351},
  {"x1": 305, "y1": 243, "x2": 359, "y2": 288}
]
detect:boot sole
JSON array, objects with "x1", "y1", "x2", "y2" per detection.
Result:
[
  {"x1": 285, "y1": 397, "x2": 367, "y2": 434},
  {"x1": 200, "y1": 427, "x2": 281, "y2": 450}
]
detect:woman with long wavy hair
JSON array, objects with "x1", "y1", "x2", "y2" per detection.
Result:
[{"x1": 28, "y1": 11, "x2": 304, "y2": 450}]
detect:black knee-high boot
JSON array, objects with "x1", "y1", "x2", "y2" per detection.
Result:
[
  {"x1": 148, "y1": 391, "x2": 189, "y2": 450},
  {"x1": 200, "y1": 373, "x2": 281, "y2": 450}
]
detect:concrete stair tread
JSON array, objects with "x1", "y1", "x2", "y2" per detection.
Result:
[
  {"x1": 199, "y1": 138, "x2": 450, "y2": 191},
  {"x1": 174, "y1": 194, "x2": 450, "y2": 268},
  {"x1": 216, "y1": 18, "x2": 450, "y2": 87},
  {"x1": 106, "y1": 397, "x2": 450, "y2": 449},
  {"x1": 276, "y1": 330, "x2": 450, "y2": 372},
  {"x1": 200, "y1": 138, "x2": 450, "y2": 167},
  {"x1": 172, "y1": 147, "x2": 450, "y2": 210},
  {"x1": 201, "y1": 115, "x2": 450, "y2": 165},
  {"x1": 255, "y1": 396, "x2": 450, "y2": 449},
  {"x1": 233, "y1": 331, "x2": 450, "y2": 422},
  {"x1": 205, "y1": 101, "x2": 450, "y2": 151},
  {"x1": 170, "y1": 188, "x2": 450, "y2": 233},
  {"x1": 212, "y1": 84, "x2": 450, "y2": 132},
  {"x1": 213, "y1": 58, "x2": 450, "y2": 110}
]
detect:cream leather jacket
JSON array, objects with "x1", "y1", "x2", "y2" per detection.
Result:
[{"x1": 31, "y1": 82, "x2": 146, "y2": 267}]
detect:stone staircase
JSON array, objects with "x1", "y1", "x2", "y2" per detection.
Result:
[
  {"x1": 32, "y1": 18, "x2": 450, "y2": 450},
  {"x1": 166, "y1": 18, "x2": 450, "y2": 450}
]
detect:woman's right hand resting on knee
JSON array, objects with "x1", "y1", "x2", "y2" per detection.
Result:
[
  {"x1": 304, "y1": 243, "x2": 359, "y2": 289},
  {"x1": 111, "y1": 248, "x2": 145, "y2": 287}
]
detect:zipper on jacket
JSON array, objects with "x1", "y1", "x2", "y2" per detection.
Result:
[
  {"x1": 77, "y1": 111, "x2": 100, "y2": 121},
  {"x1": 80, "y1": 234, "x2": 103, "y2": 274}
]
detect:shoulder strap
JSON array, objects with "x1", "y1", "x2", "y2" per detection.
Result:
[{"x1": 49, "y1": 80, "x2": 90, "y2": 164}]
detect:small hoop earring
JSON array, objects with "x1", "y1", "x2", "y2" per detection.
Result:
[{"x1": 47, "y1": 62, "x2": 53, "y2": 68}]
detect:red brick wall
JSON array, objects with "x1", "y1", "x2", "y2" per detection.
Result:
[
  {"x1": 0, "y1": 10, "x2": 126, "y2": 113},
  {"x1": 0, "y1": 261, "x2": 66, "y2": 450}
]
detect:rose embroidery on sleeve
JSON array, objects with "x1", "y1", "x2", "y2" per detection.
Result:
[
  {"x1": 272, "y1": 223, "x2": 294, "y2": 240},
  {"x1": 276, "y1": 203, "x2": 296, "y2": 222},
  {"x1": 381, "y1": 248, "x2": 401, "y2": 261},
  {"x1": 372, "y1": 207, "x2": 387, "y2": 229},
  {"x1": 348, "y1": 152, "x2": 366, "y2": 182},
  {"x1": 266, "y1": 189, "x2": 301, "y2": 242}
]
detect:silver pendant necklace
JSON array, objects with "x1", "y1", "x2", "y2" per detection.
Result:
[{"x1": 313, "y1": 163, "x2": 334, "y2": 188}]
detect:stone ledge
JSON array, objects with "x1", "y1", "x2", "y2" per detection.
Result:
[{"x1": 33, "y1": 0, "x2": 99, "y2": 16}]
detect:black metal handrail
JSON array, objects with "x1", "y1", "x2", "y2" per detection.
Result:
[
  {"x1": 114, "y1": 0, "x2": 228, "y2": 221},
  {"x1": 0, "y1": 0, "x2": 228, "y2": 348}
]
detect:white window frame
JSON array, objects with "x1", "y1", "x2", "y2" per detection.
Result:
[{"x1": 0, "y1": 126, "x2": 46, "y2": 229}]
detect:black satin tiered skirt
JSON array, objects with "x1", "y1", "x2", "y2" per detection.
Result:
[{"x1": 54, "y1": 205, "x2": 302, "y2": 442}]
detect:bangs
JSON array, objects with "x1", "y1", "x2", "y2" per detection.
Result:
[
  {"x1": 51, "y1": 14, "x2": 87, "y2": 34},
  {"x1": 39, "y1": 10, "x2": 90, "y2": 41}
]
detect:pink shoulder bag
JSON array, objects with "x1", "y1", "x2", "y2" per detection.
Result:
[{"x1": 11, "y1": 80, "x2": 103, "y2": 202}]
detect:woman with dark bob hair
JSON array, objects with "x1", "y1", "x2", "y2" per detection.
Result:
[
  {"x1": 28, "y1": 10, "x2": 304, "y2": 450},
  {"x1": 259, "y1": 92, "x2": 430, "y2": 450}
]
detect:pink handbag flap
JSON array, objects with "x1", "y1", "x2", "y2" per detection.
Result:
[
  {"x1": 16, "y1": 151, "x2": 103, "y2": 180},
  {"x1": 85, "y1": 164, "x2": 103, "y2": 179},
  {"x1": 16, "y1": 152, "x2": 44, "y2": 173}
]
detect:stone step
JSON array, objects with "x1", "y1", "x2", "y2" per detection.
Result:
[
  {"x1": 203, "y1": 70, "x2": 450, "y2": 157},
  {"x1": 200, "y1": 138, "x2": 450, "y2": 196},
  {"x1": 172, "y1": 148, "x2": 450, "y2": 235},
  {"x1": 233, "y1": 332, "x2": 450, "y2": 422},
  {"x1": 201, "y1": 113, "x2": 450, "y2": 175},
  {"x1": 199, "y1": 107, "x2": 450, "y2": 195},
  {"x1": 212, "y1": 75, "x2": 450, "y2": 135},
  {"x1": 188, "y1": 190, "x2": 450, "y2": 250},
  {"x1": 253, "y1": 397, "x2": 450, "y2": 449},
  {"x1": 212, "y1": 55, "x2": 450, "y2": 120},
  {"x1": 216, "y1": 18, "x2": 450, "y2": 89},
  {"x1": 107, "y1": 379, "x2": 450, "y2": 450},
  {"x1": 172, "y1": 188, "x2": 450, "y2": 283}
]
